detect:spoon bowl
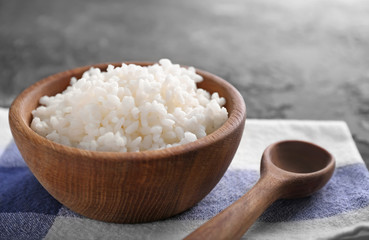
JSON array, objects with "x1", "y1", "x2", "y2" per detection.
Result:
[
  {"x1": 262, "y1": 140, "x2": 335, "y2": 199},
  {"x1": 185, "y1": 140, "x2": 335, "y2": 240}
]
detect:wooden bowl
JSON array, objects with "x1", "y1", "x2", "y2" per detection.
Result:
[{"x1": 8, "y1": 62, "x2": 246, "y2": 223}]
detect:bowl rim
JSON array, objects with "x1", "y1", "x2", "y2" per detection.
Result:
[{"x1": 9, "y1": 61, "x2": 246, "y2": 162}]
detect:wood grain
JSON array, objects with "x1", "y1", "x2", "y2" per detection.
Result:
[
  {"x1": 8, "y1": 62, "x2": 246, "y2": 223},
  {"x1": 184, "y1": 140, "x2": 335, "y2": 239}
]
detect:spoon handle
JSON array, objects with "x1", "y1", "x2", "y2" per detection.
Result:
[{"x1": 184, "y1": 175, "x2": 282, "y2": 240}]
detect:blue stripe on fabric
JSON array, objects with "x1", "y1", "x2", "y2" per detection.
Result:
[
  {"x1": 260, "y1": 163, "x2": 369, "y2": 222},
  {"x1": 0, "y1": 166, "x2": 62, "y2": 214},
  {"x1": 175, "y1": 163, "x2": 369, "y2": 222},
  {"x1": 0, "y1": 213, "x2": 56, "y2": 240},
  {"x1": 0, "y1": 141, "x2": 27, "y2": 167},
  {"x1": 0, "y1": 142, "x2": 61, "y2": 239}
]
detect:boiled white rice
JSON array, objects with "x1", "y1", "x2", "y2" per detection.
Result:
[{"x1": 31, "y1": 59, "x2": 228, "y2": 152}]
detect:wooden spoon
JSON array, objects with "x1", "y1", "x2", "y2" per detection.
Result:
[{"x1": 184, "y1": 140, "x2": 335, "y2": 240}]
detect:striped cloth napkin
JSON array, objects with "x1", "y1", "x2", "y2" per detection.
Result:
[{"x1": 1, "y1": 107, "x2": 369, "y2": 240}]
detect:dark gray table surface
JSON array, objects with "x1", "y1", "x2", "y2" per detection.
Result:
[{"x1": 1, "y1": 0, "x2": 368, "y2": 168}]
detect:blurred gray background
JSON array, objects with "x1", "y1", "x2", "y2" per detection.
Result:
[{"x1": 1, "y1": 0, "x2": 368, "y2": 167}]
